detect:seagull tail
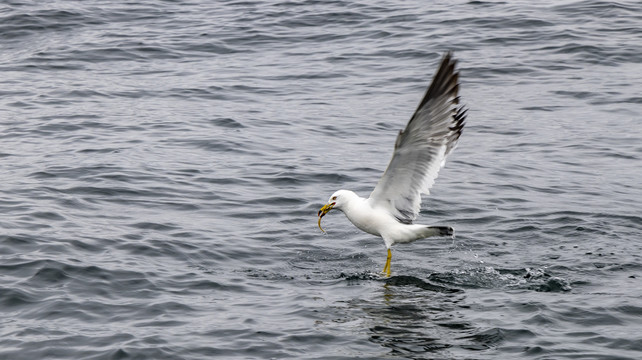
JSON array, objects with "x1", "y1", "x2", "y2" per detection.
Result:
[
  {"x1": 394, "y1": 225, "x2": 454, "y2": 244},
  {"x1": 421, "y1": 226, "x2": 454, "y2": 238},
  {"x1": 426, "y1": 226, "x2": 455, "y2": 237}
]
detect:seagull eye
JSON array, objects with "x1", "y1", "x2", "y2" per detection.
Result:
[{"x1": 331, "y1": 196, "x2": 337, "y2": 200}]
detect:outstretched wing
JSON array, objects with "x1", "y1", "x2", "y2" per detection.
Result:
[{"x1": 369, "y1": 52, "x2": 466, "y2": 224}]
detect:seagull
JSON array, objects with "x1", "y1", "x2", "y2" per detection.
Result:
[{"x1": 317, "y1": 52, "x2": 467, "y2": 277}]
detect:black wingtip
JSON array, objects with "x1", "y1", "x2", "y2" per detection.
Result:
[{"x1": 415, "y1": 51, "x2": 461, "y2": 112}]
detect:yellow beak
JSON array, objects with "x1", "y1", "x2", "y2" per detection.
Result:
[{"x1": 317, "y1": 202, "x2": 335, "y2": 233}]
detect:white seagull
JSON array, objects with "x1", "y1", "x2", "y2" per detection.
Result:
[{"x1": 317, "y1": 52, "x2": 467, "y2": 277}]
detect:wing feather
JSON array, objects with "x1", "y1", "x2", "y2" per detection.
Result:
[{"x1": 369, "y1": 52, "x2": 466, "y2": 224}]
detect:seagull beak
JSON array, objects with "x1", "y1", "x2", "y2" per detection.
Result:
[{"x1": 317, "y1": 202, "x2": 335, "y2": 233}]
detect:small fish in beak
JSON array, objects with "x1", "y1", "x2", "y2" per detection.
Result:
[{"x1": 317, "y1": 202, "x2": 335, "y2": 233}]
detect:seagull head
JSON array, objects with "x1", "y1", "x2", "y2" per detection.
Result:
[
  {"x1": 319, "y1": 189, "x2": 353, "y2": 214},
  {"x1": 317, "y1": 190, "x2": 354, "y2": 232}
]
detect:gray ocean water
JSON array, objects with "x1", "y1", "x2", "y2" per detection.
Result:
[{"x1": 1, "y1": 1, "x2": 641, "y2": 359}]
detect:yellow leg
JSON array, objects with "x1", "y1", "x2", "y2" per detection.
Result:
[{"x1": 381, "y1": 249, "x2": 392, "y2": 277}]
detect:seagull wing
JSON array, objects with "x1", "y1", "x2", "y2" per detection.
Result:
[{"x1": 369, "y1": 52, "x2": 467, "y2": 224}]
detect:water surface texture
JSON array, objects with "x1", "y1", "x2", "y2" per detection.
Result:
[{"x1": 1, "y1": 1, "x2": 641, "y2": 359}]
